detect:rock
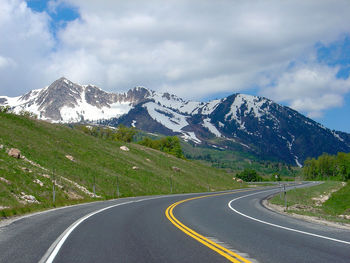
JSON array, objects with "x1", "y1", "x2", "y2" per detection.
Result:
[
  {"x1": 21, "y1": 167, "x2": 32, "y2": 173},
  {"x1": 120, "y1": 146, "x2": 130, "y2": 151},
  {"x1": 339, "y1": 215, "x2": 350, "y2": 220},
  {"x1": 0, "y1": 177, "x2": 11, "y2": 185},
  {"x1": 65, "y1": 155, "x2": 75, "y2": 162},
  {"x1": 8, "y1": 148, "x2": 21, "y2": 159},
  {"x1": 41, "y1": 174, "x2": 50, "y2": 179},
  {"x1": 172, "y1": 166, "x2": 181, "y2": 172},
  {"x1": 0, "y1": 144, "x2": 3, "y2": 150},
  {"x1": 19, "y1": 192, "x2": 40, "y2": 204},
  {"x1": 236, "y1": 178, "x2": 243, "y2": 183},
  {"x1": 232, "y1": 177, "x2": 236, "y2": 181},
  {"x1": 146, "y1": 158, "x2": 151, "y2": 162},
  {"x1": 33, "y1": 179, "x2": 44, "y2": 187},
  {"x1": 132, "y1": 166, "x2": 139, "y2": 170}
]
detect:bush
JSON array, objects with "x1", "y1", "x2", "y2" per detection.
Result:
[
  {"x1": 139, "y1": 136, "x2": 184, "y2": 159},
  {"x1": 0, "y1": 105, "x2": 10, "y2": 113},
  {"x1": 236, "y1": 169, "x2": 262, "y2": 182},
  {"x1": 113, "y1": 125, "x2": 137, "y2": 143},
  {"x1": 19, "y1": 110, "x2": 38, "y2": 119}
]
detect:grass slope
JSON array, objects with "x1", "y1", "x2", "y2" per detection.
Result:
[
  {"x1": 0, "y1": 113, "x2": 242, "y2": 217},
  {"x1": 270, "y1": 181, "x2": 350, "y2": 224}
]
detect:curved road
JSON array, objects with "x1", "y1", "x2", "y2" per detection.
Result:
[{"x1": 0, "y1": 183, "x2": 349, "y2": 262}]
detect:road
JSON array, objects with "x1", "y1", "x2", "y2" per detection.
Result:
[{"x1": 0, "y1": 183, "x2": 349, "y2": 262}]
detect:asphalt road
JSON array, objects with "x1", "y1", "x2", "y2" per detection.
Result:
[{"x1": 1, "y1": 183, "x2": 349, "y2": 263}]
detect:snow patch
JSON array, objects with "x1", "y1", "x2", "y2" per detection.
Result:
[
  {"x1": 295, "y1": 156, "x2": 302, "y2": 168},
  {"x1": 332, "y1": 131, "x2": 344, "y2": 142},
  {"x1": 59, "y1": 87, "x2": 132, "y2": 122},
  {"x1": 131, "y1": 120, "x2": 137, "y2": 128},
  {"x1": 143, "y1": 102, "x2": 189, "y2": 133},
  {"x1": 202, "y1": 118, "x2": 223, "y2": 137},
  {"x1": 181, "y1": 132, "x2": 201, "y2": 144}
]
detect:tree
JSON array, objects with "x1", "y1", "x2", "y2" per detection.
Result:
[
  {"x1": 236, "y1": 169, "x2": 262, "y2": 182},
  {"x1": 113, "y1": 125, "x2": 137, "y2": 142},
  {"x1": 138, "y1": 136, "x2": 184, "y2": 159}
]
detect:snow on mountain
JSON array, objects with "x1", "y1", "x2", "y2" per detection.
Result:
[
  {"x1": 143, "y1": 102, "x2": 189, "y2": 133},
  {"x1": 1, "y1": 77, "x2": 350, "y2": 166},
  {"x1": 202, "y1": 118, "x2": 223, "y2": 137}
]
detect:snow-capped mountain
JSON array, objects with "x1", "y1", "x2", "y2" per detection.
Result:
[{"x1": 1, "y1": 77, "x2": 350, "y2": 166}]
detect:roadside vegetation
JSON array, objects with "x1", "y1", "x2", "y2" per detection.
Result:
[
  {"x1": 182, "y1": 141, "x2": 301, "y2": 180},
  {"x1": 0, "y1": 112, "x2": 244, "y2": 218},
  {"x1": 270, "y1": 181, "x2": 350, "y2": 224},
  {"x1": 303, "y1": 152, "x2": 350, "y2": 181}
]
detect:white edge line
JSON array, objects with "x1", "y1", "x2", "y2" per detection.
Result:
[{"x1": 228, "y1": 189, "x2": 350, "y2": 245}]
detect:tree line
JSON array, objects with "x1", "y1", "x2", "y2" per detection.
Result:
[{"x1": 303, "y1": 152, "x2": 350, "y2": 181}]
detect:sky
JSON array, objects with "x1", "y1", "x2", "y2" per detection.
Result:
[{"x1": 0, "y1": 0, "x2": 350, "y2": 132}]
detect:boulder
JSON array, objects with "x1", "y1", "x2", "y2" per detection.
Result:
[
  {"x1": 19, "y1": 192, "x2": 39, "y2": 204},
  {"x1": 0, "y1": 144, "x2": 4, "y2": 150},
  {"x1": 0, "y1": 177, "x2": 11, "y2": 185},
  {"x1": 21, "y1": 167, "x2": 32, "y2": 173},
  {"x1": 236, "y1": 178, "x2": 243, "y2": 183},
  {"x1": 65, "y1": 155, "x2": 75, "y2": 162},
  {"x1": 132, "y1": 166, "x2": 139, "y2": 170},
  {"x1": 172, "y1": 166, "x2": 181, "y2": 172},
  {"x1": 33, "y1": 179, "x2": 44, "y2": 187},
  {"x1": 8, "y1": 148, "x2": 21, "y2": 159},
  {"x1": 120, "y1": 146, "x2": 130, "y2": 151}
]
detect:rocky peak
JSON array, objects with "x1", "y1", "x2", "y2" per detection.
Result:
[{"x1": 125, "y1": 86, "x2": 151, "y2": 105}]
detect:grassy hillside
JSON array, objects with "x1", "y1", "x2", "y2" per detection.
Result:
[
  {"x1": 181, "y1": 141, "x2": 301, "y2": 179},
  {"x1": 0, "y1": 112, "x2": 242, "y2": 218},
  {"x1": 270, "y1": 181, "x2": 350, "y2": 224}
]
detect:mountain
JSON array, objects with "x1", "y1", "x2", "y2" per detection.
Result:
[{"x1": 1, "y1": 77, "x2": 350, "y2": 166}]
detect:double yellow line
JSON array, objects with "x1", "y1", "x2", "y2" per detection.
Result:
[{"x1": 165, "y1": 190, "x2": 252, "y2": 263}]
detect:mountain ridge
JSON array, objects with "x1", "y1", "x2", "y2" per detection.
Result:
[{"x1": 1, "y1": 77, "x2": 349, "y2": 166}]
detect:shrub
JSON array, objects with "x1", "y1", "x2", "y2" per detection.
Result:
[{"x1": 236, "y1": 169, "x2": 262, "y2": 182}]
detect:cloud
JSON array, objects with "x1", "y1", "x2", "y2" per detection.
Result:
[
  {"x1": 1, "y1": 0, "x2": 350, "y2": 115},
  {"x1": 261, "y1": 64, "x2": 350, "y2": 117},
  {"x1": 0, "y1": 0, "x2": 54, "y2": 95}
]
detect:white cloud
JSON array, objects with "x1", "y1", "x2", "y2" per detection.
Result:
[
  {"x1": 262, "y1": 64, "x2": 350, "y2": 117},
  {"x1": 1, "y1": 0, "x2": 350, "y2": 119},
  {"x1": 0, "y1": 0, "x2": 54, "y2": 95}
]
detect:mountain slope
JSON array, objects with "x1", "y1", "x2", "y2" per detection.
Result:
[{"x1": 1, "y1": 77, "x2": 350, "y2": 166}]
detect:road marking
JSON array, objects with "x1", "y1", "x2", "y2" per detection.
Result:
[
  {"x1": 228, "y1": 189, "x2": 350, "y2": 245},
  {"x1": 165, "y1": 190, "x2": 254, "y2": 263},
  {"x1": 41, "y1": 194, "x2": 188, "y2": 263},
  {"x1": 40, "y1": 190, "x2": 243, "y2": 263}
]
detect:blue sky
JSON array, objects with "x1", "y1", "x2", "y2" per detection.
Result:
[
  {"x1": 27, "y1": 0, "x2": 79, "y2": 37},
  {"x1": 1, "y1": 0, "x2": 350, "y2": 133}
]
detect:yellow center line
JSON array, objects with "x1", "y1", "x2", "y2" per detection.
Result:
[{"x1": 165, "y1": 189, "x2": 256, "y2": 263}]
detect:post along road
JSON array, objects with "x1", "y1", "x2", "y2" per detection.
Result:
[{"x1": 0, "y1": 183, "x2": 349, "y2": 262}]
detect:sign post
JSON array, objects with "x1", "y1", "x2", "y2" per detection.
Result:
[
  {"x1": 52, "y1": 169, "x2": 56, "y2": 205},
  {"x1": 283, "y1": 184, "x2": 287, "y2": 210}
]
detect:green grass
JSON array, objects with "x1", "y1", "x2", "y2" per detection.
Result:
[
  {"x1": 323, "y1": 182, "x2": 350, "y2": 215},
  {"x1": 270, "y1": 181, "x2": 350, "y2": 224},
  {"x1": 0, "y1": 112, "x2": 244, "y2": 218},
  {"x1": 181, "y1": 140, "x2": 301, "y2": 179}
]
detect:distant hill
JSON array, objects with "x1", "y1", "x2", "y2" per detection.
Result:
[{"x1": 1, "y1": 77, "x2": 350, "y2": 166}]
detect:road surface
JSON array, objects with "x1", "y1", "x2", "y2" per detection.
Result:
[{"x1": 0, "y1": 183, "x2": 349, "y2": 262}]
